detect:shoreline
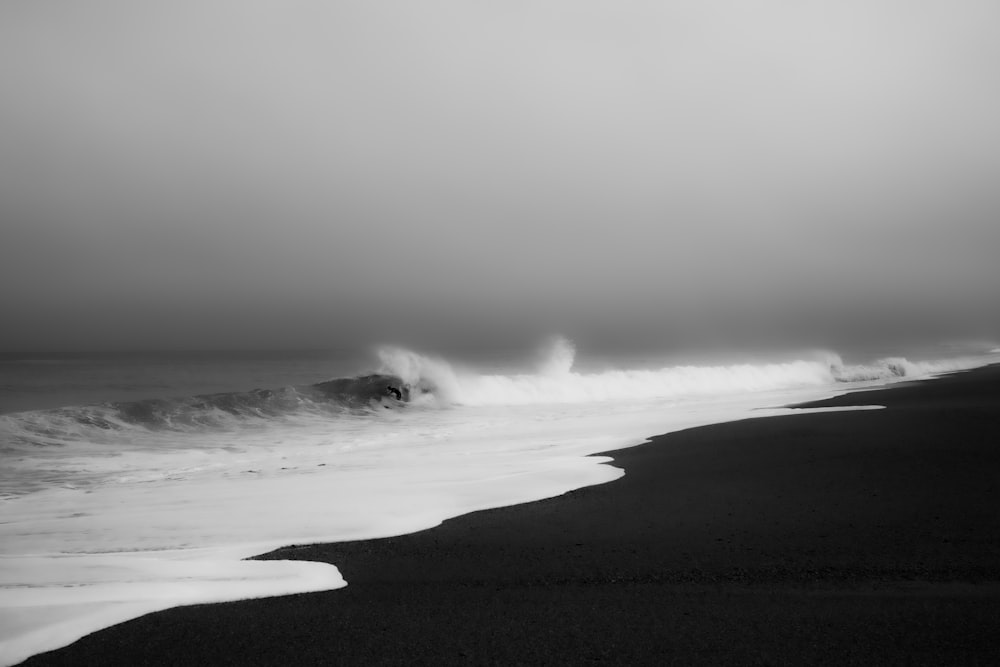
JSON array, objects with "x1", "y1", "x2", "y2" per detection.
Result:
[{"x1": 23, "y1": 365, "x2": 1000, "y2": 665}]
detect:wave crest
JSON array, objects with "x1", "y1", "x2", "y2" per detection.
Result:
[
  {"x1": 537, "y1": 336, "x2": 576, "y2": 376},
  {"x1": 375, "y1": 346, "x2": 462, "y2": 404},
  {"x1": 373, "y1": 342, "x2": 990, "y2": 407},
  {"x1": 0, "y1": 374, "x2": 409, "y2": 450},
  {"x1": 3, "y1": 340, "x2": 991, "y2": 450},
  {"x1": 826, "y1": 354, "x2": 980, "y2": 383}
]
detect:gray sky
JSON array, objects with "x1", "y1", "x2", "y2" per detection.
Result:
[{"x1": 1, "y1": 0, "x2": 998, "y2": 352}]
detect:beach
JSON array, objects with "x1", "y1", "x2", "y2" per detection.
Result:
[{"x1": 21, "y1": 364, "x2": 1000, "y2": 665}]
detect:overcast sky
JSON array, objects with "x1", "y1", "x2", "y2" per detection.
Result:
[{"x1": 1, "y1": 1, "x2": 998, "y2": 352}]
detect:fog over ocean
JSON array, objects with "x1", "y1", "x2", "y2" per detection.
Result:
[
  {"x1": 2, "y1": 1, "x2": 999, "y2": 354},
  {"x1": 1, "y1": 1, "x2": 999, "y2": 664}
]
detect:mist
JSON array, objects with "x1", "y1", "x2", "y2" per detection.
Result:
[{"x1": 1, "y1": 0, "x2": 998, "y2": 353}]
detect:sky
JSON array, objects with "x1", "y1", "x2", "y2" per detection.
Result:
[{"x1": 1, "y1": 0, "x2": 998, "y2": 353}]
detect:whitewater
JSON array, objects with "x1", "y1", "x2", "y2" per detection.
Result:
[{"x1": 1, "y1": 338, "x2": 996, "y2": 665}]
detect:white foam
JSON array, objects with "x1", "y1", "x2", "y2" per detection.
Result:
[
  {"x1": 827, "y1": 353, "x2": 986, "y2": 382},
  {"x1": 0, "y1": 555, "x2": 343, "y2": 667},
  {"x1": 536, "y1": 335, "x2": 576, "y2": 376},
  {"x1": 2, "y1": 343, "x2": 996, "y2": 664},
  {"x1": 0, "y1": 406, "x2": 631, "y2": 665},
  {"x1": 378, "y1": 339, "x2": 989, "y2": 407}
]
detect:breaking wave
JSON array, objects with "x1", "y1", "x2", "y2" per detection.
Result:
[
  {"x1": 1, "y1": 336, "x2": 991, "y2": 449},
  {"x1": 376, "y1": 336, "x2": 989, "y2": 407},
  {"x1": 826, "y1": 355, "x2": 976, "y2": 382},
  {"x1": 0, "y1": 374, "x2": 409, "y2": 450}
]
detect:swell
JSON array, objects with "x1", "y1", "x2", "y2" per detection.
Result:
[{"x1": 0, "y1": 374, "x2": 409, "y2": 450}]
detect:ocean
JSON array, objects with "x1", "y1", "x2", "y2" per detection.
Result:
[{"x1": 1, "y1": 337, "x2": 997, "y2": 665}]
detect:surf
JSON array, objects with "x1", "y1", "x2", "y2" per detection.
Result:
[
  {"x1": 375, "y1": 336, "x2": 988, "y2": 407},
  {"x1": 1, "y1": 337, "x2": 996, "y2": 665},
  {"x1": 2, "y1": 337, "x2": 989, "y2": 455}
]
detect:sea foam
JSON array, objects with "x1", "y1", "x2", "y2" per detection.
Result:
[
  {"x1": 376, "y1": 336, "x2": 986, "y2": 406},
  {"x1": 1, "y1": 338, "x2": 996, "y2": 664}
]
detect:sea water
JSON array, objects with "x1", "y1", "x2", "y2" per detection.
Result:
[{"x1": 1, "y1": 338, "x2": 996, "y2": 664}]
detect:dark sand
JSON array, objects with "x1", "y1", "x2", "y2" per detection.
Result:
[{"x1": 24, "y1": 366, "x2": 1000, "y2": 665}]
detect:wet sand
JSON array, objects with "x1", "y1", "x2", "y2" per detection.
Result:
[{"x1": 23, "y1": 366, "x2": 1000, "y2": 665}]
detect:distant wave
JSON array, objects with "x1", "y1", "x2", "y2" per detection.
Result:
[{"x1": 826, "y1": 354, "x2": 978, "y2": 382}]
